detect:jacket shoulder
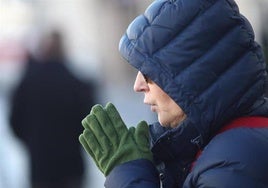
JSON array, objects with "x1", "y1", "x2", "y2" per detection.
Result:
[{"x1": 185, "y1": 128, "x2": 268, "y2": 187}]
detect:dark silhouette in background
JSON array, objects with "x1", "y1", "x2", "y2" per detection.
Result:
[{"x1": 9, "y1": 30, "x2": 96, "y2": 188}]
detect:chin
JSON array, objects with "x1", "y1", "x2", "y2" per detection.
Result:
[
  {"x1": 159, "y1": 123, "x2": 169, "y2": 127},
  {"x1": 159, "y1": 118, "x2": 180, "y2": 128},
  {"x1": 158, "y1": 119, "x2": 170, "y2": 128}
]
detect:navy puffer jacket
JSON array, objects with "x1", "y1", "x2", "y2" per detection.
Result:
[{"x1": 106, "y1": 0, "x2": 268, "y2": 187}]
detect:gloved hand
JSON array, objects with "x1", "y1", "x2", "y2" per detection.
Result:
[{"x1": 79, "y1": 102, "x2": 153, "y2": 176}]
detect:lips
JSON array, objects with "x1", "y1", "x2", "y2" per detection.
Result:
[
  {"x1": 144, "y1": 101, "x2": 157, "y2": 112},
  {"x1": 150, "y1": 105, "x2": 157, "y2": 112}
]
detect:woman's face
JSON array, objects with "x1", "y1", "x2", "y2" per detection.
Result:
[{"x1": 134, "y1": 71, "x2": 186, "y2": 128}]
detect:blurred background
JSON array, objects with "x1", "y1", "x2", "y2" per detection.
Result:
[{"x1": 0, "y1": 0, "x2": 267, "y2": 187}]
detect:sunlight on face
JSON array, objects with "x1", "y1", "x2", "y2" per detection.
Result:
[{"x1": 134, "y1": 71, "x2": 186, "y2": 128}]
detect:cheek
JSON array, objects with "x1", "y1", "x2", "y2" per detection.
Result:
[
  {"x1": 157, "y1": 111, "x2": 172, "y2": 127},
  {"x1": 157, "y1": 101, "x2": 185, "y2": 127}
]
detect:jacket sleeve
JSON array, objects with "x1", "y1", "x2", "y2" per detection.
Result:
[{"x1": 105, "y1": 159, "x2": 160, "y2": 188}]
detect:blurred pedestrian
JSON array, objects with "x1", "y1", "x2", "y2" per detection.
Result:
[{"x1": 9, "y1": 30, "x2": 96, "y2": 188}]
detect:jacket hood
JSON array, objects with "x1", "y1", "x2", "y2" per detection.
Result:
[{"x1": 119, "y1": 0, "x2": 267, "y2": 146}]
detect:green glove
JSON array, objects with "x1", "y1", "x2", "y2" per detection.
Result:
[{"x1": 79, "y1": 102, "x2": 153, "y2": 176}]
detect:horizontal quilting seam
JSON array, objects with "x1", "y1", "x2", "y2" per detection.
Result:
[
  {"x1": 221, "y1": 76, "x2": 263, "y2": 120},
  {"x1": 150, "y1": 28, "x2": 248, "y2": 114},
  {"x1": 175, "y1": 23, "x2": 241, "y2": 78},
  {"x1": 131, "y1": 1, "x2": 166, "y2": 42},
  {"x1": 130, "y1": 0, "x2": 217, "y2": 58},
  {"x1": 196, "y1": 50, "x2": 255, "y2": 106},
  {"x1": 141, "y1": 3, "x2": 223, "y2": 79},
  {"x1": 164, "y1": 25, "x2": 241, "y2": 104},
  {"x1": 152, "y1": 0, "x2": 221, "y2": 57},
  {"x1": 217, "y1": 71, "x2": 265, "y2": 131}
]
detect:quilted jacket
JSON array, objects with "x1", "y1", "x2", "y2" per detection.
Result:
[{"x1": 106, "y1": 0, "x2": 268, "y2": 187}]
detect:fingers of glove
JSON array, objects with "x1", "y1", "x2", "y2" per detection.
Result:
[
  {"x1": 81, "y1": 129, "x2": 103, "y2": 154},
  {"x1": 81, "y1": 104, "x2": 102, "y2": 129},
  {"x1": 104, "y1": 103, "x2": 128, "y2": 136},
  {"x1": 79, "y1": 134, "x2": 97, "y2": 162},
  {"x1": 90, "y1": 104, "x2": 119, "y2": 145},
  {"x1": 83, "y1": 114, "x2": 112, "y2": 151},
  {"x1": 82, "y1": 114, "x2": 91, "y2": 130},
  {"x1": 129, "y1": 126, "x2": 136, "y2": 135},
  {"x1": 135, "y1": 121, "x2": 150, "y2": 148},
  {"x1": 79, "y1": 134, "x2": 103, "y2": 171}
]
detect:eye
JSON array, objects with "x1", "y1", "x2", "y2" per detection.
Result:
[
  {"x1": 143, "y1": 75, "x2": 151, "y2": 83},
  {"x1": 144, "y1": 75, "x2": 148, "y2": 82}
]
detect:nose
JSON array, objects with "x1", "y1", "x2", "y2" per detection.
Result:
[{"x1": 134, "y1": 71, "x2": 149, "y2": 92}]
